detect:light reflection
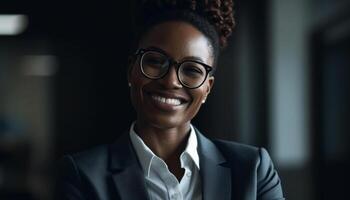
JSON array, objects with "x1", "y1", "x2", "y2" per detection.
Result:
[
  {"x1": 0, "y1": 15, "x2": 28, "y2": 35},
  {"x1": 20, "y1": 55, "x2": 58, "y2": 76}
]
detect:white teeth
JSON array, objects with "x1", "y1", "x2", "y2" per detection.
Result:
[{"x1": 151, "y1": 95, "x2": 181, "y2": 106}]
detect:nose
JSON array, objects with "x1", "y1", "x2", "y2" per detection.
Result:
[{"x1": 158, "y1": 65, "x2": 182, "y2": 89}]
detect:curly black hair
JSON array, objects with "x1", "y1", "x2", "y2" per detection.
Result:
[{"x1": 132, "y1": 0, "x2": 235, "y2": 66}]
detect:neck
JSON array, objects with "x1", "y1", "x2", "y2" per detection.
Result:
[{"x1": 134, "y1": 120, "x2": 191, "y2": 161}]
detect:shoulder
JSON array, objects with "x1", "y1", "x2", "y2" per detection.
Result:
[
  {"x1": 59, "y1": 145, "x2": 110, "y2": 175},
  {"x1": 195, "y1": 127, "x2": 272, "y2": 169},
  {"x1": 69, "y1": 145, "x2": 109, "y2": 165},
  {"x1": 212, "y1": 139, "x2": 259, "y2": 158},
  {"x1": 211, "y1": 139, "x2": 264, "y2": 165},
  {"x1": 212, "y1": 139, "x2": 284, "y2": 199},
  {"x1": 57, "y1": 144, "x2": 110, "y2": 188},
  {"x1": 55, "y1": 145, "x2": 111, "y2": 199},
  {"x1": 212, "y1": 139, "x2": 276, "y2": 175}
]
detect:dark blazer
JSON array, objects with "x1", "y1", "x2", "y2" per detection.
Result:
[{"x1": 56, "y1": 128, "x2": 284, "y2": 200}]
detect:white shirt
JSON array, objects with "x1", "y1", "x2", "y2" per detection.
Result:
[{"x1": 129, "y1": 123, "x2": 202, "y2": 200}]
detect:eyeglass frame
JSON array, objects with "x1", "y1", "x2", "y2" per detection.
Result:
[{"x1": 134, "y1": 48, "x2": 214, "y2": 89}]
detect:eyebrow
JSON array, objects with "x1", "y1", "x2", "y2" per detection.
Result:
[
  {"x1": 144, "y1": 46, "x2": 206, "y2": 63},
  {"x1": 182, "y1": 56, "x2": 205, "y2": 63},
  {"x1": 145, "y1": 46, "x2": 169, "y2": 55}
]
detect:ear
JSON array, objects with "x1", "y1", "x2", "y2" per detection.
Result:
[
  {"x1": 206, "y1": 76, "x2": 215, "y2": 96},
  {"x1": 202, "y1": 76, "x2": 214, "y2": 104}
]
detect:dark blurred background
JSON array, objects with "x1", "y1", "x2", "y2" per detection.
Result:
[{"x1": 1, "y1": 0, "x2": 349, "y2": 199}]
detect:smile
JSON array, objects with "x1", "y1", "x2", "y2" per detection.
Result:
[
  {"x1": 151, "y1": 95, "x2": 182, "y2": 106},
  {"x1": 145, "y1": 90, "x2": 189, "y2": 112}
]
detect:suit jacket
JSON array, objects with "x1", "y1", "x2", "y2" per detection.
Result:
[{"x1": 56, "y1": 128, "x2": 284, "y2": 200}]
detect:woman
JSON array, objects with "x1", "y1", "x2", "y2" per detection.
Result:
[{"x1": 57, "y1": 0, "x2": 284, "y2": 200}]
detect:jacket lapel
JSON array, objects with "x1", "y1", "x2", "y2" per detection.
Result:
[
  {"x1": 196, "y1": 128, "x2": 232, "y2": 200},
  {"x1": 108, "y1": 132, "x2": 149, "y2": 200},
  {"x1": 107, "y1": 128, "x2": 232, "y2": 200}
]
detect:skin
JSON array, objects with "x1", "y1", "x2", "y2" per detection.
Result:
[{"x1": 128, "y1": 21, "x2": 215, "y2": 180}]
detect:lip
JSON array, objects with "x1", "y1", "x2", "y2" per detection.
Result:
[
  {"x1": 146, "y1": 90, "x2": 190, "y2": 103},
  {"x1": 143, "y1": 90, "x2": 190, "y2": 112}
]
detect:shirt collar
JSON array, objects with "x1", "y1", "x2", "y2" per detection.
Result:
[
  {"x1": 182, "y1": 124, "x2": 200, "y2": 169},
  {"x1": 129, "y1": 122, "x2": 200, "y2": 177},
  {"x1": 129, "y1": 123, "x2": 154, "y2": 177}
]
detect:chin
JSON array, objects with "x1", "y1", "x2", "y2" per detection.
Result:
[{"x1": 142, "y1": 112, "x2": 187, "y2": 130}]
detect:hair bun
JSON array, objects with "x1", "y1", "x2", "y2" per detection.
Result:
[{"x1": 137, "y1": 0, "x2": 235, "y2": 48}]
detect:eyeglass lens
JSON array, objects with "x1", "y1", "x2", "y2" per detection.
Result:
[{"x1": 140, "y1": 51, "x2": 207, "y2": 88}]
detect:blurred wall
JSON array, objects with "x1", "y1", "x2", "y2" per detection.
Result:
[
  {"x1": 0, "y1": 39, "x2": 55, "y2": 199},
  {"x1": 269, "y1": 0, "x2": 312, "y2": 199}
]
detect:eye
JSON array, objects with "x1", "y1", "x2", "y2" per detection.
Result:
[
  {"x1": 180, "y1": 62, "x2": 205, "y2": 77},
  {"x1": 146, "y1": 57, "x2": 164, "y2": 65},
  {"x1": 142, "y1": 51, "x2": 168, "y2": 68}
]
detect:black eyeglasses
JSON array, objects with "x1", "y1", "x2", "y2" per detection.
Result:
[{"x1": 134, "y1": 48, "x2": 213, "y2": 89}]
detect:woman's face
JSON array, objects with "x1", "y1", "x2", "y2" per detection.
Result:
[{"x1": 128, "y1": 21, "x2": 215, "y2": 130}]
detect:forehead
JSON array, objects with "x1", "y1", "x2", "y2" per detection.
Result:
[{"x1": 139, "y1": 21, "x2": 214, "y2": 65}]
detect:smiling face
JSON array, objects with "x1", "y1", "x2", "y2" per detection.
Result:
[{"x1": 128, "y1": 21, "x2": 215, "y2": 130}]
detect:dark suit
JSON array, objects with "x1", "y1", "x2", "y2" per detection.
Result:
[{"x1": 56, "y1": 128, "x2": 284, "y2": 200}]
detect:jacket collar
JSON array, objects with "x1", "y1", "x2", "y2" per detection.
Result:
[
  {"x1": 108, "y1": 128, "x2": 232, "y2": 200},
  {"x1": 108, "y1": 132, "x2": 150, "y2": 200},
  {"x1": 195, "y1": 127, "x2": 232, "y2": 200}
]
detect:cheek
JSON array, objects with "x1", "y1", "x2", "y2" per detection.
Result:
[
  {"x1": 191, "y1": 92, "x2": 203, "y2": 104},
  {"x1": 188, "y1": 89, "x2": 206, "y2": 112},
  {"x1": 129, "y1": 64, "x2": 142, "y2": 86},
  {"x1": 129, "y1": 66, "x2": 147, "y2": 107},
  {"x1": 187, "y1": 79, "x2": 212, "y2": 113}
]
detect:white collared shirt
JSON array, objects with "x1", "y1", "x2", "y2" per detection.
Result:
[{"x1": 129, "y1": 123, "x2": 202, "y2": 200}]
